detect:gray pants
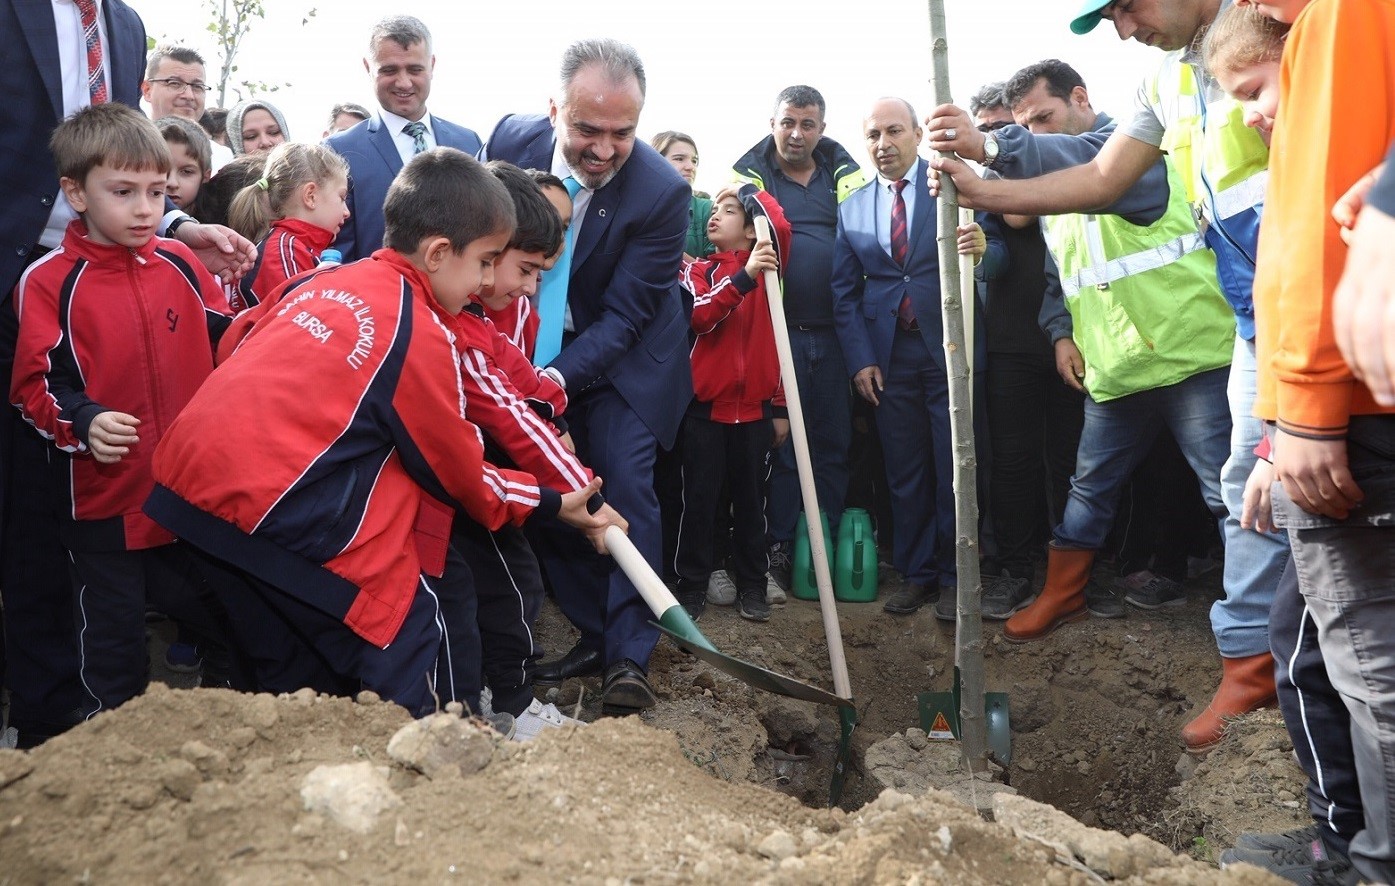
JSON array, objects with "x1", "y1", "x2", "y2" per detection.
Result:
[{"x1": 1275, "y1": 415, "x2": 1395, "y2": 883}]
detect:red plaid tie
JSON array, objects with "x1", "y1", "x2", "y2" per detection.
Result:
[
  {"x1": 75, "y1": 0, "x2": 108, "y2": 105},
  {"x1": 891, "y1": 179, "x2": 916, "y2": 329}
]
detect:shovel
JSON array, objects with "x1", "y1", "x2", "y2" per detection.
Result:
[
  {"x1": 604, "y1": 525, "x2": 852, "y2": 711},
  {"x1": 916, "y1": 670, "x2": 1012, "y2": 766},
  {"x1": 752, "y1": 214, "x2": 858, "y2": 806}
]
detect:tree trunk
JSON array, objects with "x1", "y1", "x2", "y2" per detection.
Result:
[{"x1": 927, "y1": 0, "x2": 988, "y2": 773}]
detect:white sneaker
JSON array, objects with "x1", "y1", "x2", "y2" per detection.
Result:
[
  {"x1": 0, "y1": 726, "x2": 16, "y2": 750},
  {"x1": 478, "y1": 685, "x2": 494, "y2": 717},
  {"x1": 765, "y1": 573, "x2": 787, "y2": 605},
  {"x1": 513, "y1": 697, "x2": 583, "y2": 741},
  {"x1": 707, "y1": 569, "x2": 737, "y2": 605}
]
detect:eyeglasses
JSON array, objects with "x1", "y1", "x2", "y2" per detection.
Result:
[
  {"x1": 977, "y1": 120, "x2": 1012, "y2": 133},
  {"x1": 149, "y1": 77, "x2": 211, "y2": 94}
]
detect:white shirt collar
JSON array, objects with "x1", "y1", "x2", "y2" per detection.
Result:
[
  {"x1": 877, "y1": 160, "x2": 920, "y2": 192},
  {"x1": 380, "y1": 107, "x2": 433, "y2": 137}
]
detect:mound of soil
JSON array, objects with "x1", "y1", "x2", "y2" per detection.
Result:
[
  {"x1": 0, "y1": 559, "x2": 1311, "y2": 880},
  {"x1": 0, "y1": 685, "x2": 1281, "y2": 883}
]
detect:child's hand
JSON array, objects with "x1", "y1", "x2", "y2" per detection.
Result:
[
  {"x1": 88, "y1": 411, "x2": 140, "y2": 463},
  {"x1": 956, "y1": 222, "x2": 986, "y2": 259},
  {"x1": 1241, "y1": 458, "x2": 1276, "y2": 534},
  {"x1": 772, "y1": 418, "x2": 790, "y2": 449},
  {"x1": 745, "y1": 240, "x2": 778, "y2": 278},
  {"x1": 558, "y1": 431, "x2": 576, "y2": 454},
  {"x1": 1273, "y1": 429, "x2": 1363, "y2": 519},
  {"x1": 557, "y1": 477, "x2": 628, "y2": 554},
  {"x1": 1332, "y1": 162, "x2": 1385, "y2": 243}
]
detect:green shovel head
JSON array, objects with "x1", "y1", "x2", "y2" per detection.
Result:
[
  {"x1": 916, "y1": 670, "x2": 1012, "y2": 766},
  {"x1": 655, "y1": 620, "x2": 852, "y2": 710}
]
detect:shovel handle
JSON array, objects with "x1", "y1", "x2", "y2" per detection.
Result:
[
  {"x1": 755, "y1": 216, "x2": 852, "y2": 701},
  {"x1": 605, "y1": 524, "x2": 680, "y2": 618}
]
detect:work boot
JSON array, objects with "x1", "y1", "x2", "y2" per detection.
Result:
[
  {"x1": 1002, "y1": 546, "x2": 1093, "y2": 642},
  {"x1": 1181, "y1": 652, "x2": 1278, "y2": 752}
]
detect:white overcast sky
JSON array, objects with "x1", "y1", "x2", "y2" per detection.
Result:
[{"x1": 130, "y1": 0, "x2": 1158, "y2": 194}]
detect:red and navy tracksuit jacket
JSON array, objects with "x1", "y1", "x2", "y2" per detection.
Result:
[
  {"x1": 146, "y1": 249, "x2": 557, "y2": 648},
  {"x1": 453, "y1": 303, "x2": 582, "y2": 489},
  {"x1": 682, "y1": 187, "x2": 792, "y2": 423},
  {"x1": 234, "y1": 217, "x2": 335, "y2": 312},
  {"x1": 9, "y1": 220, "x2": 231, "y2": 551},
  {"x1": 483, "y1": 295, "x2": 539, "y2": 362}
]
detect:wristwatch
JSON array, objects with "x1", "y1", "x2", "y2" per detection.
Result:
[
  {"x1": 981, "y1": 132, "x2": 1001, "y2": 168},
  {"x1": 166, "y1": 214, "x2": 196, "y2": 239}
]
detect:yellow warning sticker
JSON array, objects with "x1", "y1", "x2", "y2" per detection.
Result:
[{"x1": 928, "y1": 711, "x2": 955, "y2": 740}]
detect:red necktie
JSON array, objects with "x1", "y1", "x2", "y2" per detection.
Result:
[
  {"x1": 75, "y1": 0, "x2": 108, "y2": 105},
  {"x1": 892, "y1": 179, "x2": 916, "y2": 329}
]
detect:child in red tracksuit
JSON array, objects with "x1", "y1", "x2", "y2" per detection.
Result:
[
  {"x1": 675, "y1": 185, "x2": 792, "y2": 623},
  {"x1": 450, "y1": 162, "x2": 613, "y2": 739},
  {"x1": 481, "y1": 169, "x2": 574, "y2": 360},
  {"x1": 9, "y1": 105, "x2": 233, "y2": 719},
  {"x1": 226, "y1": 142, "x2": 350, "y2": 311},
  {"x1": 147, "y1": 148, "x2": 620, "y2": 721}
]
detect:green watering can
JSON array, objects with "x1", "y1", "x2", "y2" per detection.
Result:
[
  {"x1": 791, "y1": 509, "x2": 833, "y2": 601},
  {"x1": 834, "y1": 508, "x2": 878, "y2": 602}
]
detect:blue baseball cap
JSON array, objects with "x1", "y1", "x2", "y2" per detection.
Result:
[{"x1": 1070, "y1": 0, "x2": 1113, "y2": 34}]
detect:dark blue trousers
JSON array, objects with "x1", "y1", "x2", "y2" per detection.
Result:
[
  {"x1": 453, "y1": 519, "x2": 544, "y2": 717},
  {"x1": 0, "y1": 420, "x2": 83, "y2": 743},
  {"x1": 535, "y1": 386, "x2": 660, "y2": 670},
  {"x1": 875, "y1": 328, "x2": 955, "y2": 587},
  {"x1": 192, "y1": 545, "x2": 480, "y2": 718},
  {"x1": 1272, "y1": 515, "x2": 1363, "y2": 854}
]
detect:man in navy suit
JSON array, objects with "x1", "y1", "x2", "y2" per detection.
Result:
[
  {"x1": 832, "y1": 97, "x2": 987, "y2": 618},
  {"x1": 326, "y1": 16, "x2": 482, "y2": 262},
  {"x1": 482, "y1": 38, "x2": 691, "y2": 713},
  {"x1": 1, "y1": 0, "x2": 254, "y2": 748}
]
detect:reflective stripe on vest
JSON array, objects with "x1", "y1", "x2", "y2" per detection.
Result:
[
  {"x1": 1148, "y1": 50, "x2": 1269, "y2": 224},
  {"x1": 1058, "y1": 226, "x2": 1207, "y2": 296},
  {"x1": 1043, "y1": 157, "x2": 1234, "y2": 401}
]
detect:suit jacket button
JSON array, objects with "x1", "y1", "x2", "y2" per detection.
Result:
[
  {"x1": 598, "y1": 208, "x2": 606, "y2": 217},
  {"x1": 40, "y1": 195, "x2": 54, "y2": 207},
  {"x1": 903, "y1": 275, "x2": 911, "y2": 283}
]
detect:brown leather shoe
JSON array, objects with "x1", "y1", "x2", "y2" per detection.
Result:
[
  {"x1": 1002, "y1": 546, "x2": 1094, "y2": 642},
  {"x1": 1181, "y1": 653, "x2": 1278, "y2": 752}
]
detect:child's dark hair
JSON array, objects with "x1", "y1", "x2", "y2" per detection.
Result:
[
  {"x1": 50, "y1": 103, "x2": 171, "y2": 182},
  {"x1": 157, "y1": 116, "x2": 215, "y2": 221},
  {"x1": 384, "y1": 149, "x2": 515, "y2": 254},
  {"x1": 485, "y1": 161, "x2": 563, "y2": 259},
  {"x1": 526, "y1": 169, "x2": 567, "y2": 193},
  {"x1": 228, "y1": 143, "x2": 349, "y2": 243},
  {"x1": 202, "y1": 154, "x2": 267, "y2": 230}
]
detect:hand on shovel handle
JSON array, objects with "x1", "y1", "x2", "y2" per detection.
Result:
[{"x1": 558, "y1": 477, "x2": 627, "y2": 554}]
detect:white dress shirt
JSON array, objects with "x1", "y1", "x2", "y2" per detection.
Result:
[
  {"x1": 550, "y1": 136, "x2": 592, "y2": 334},
  {"x1": 42, "y1": 0, "x2": 112, "y2": 248},
  {"x1": 875, "y1": 161, "x2": 920, "y2": 259},
  {"x1": 379, "y1": 107, "x2": 436, "y2": 167}
]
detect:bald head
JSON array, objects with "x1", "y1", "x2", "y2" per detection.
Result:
[{"x1": 863, "y1": 97, "x2": 922, "y2": 181}]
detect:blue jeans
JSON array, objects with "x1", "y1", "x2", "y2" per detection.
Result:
[
  {"x1": 767, "y1": 326, "x2": 851, "y2": 544},
  {"x1": 1056, "y1": 367, "x2": 1229, "y2": 550},
  {"x1": 1216, "y1": 337, "x2": 1290, "y2": 657}
]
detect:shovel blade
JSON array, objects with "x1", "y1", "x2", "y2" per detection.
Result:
[
  {"x1": 656, "y1": 623, "x2": 852, "y2": 710},
  {"x1": 916, "y1": 689, "x2": 1013, "y2": 765},
  {"x1": 829, "y1": 704, "x2": 858, "y2": 807}
]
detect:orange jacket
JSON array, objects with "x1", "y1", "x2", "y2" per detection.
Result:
[{"x1": 1252, "y1": 0, "x2": 1395, "y2": 436}]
